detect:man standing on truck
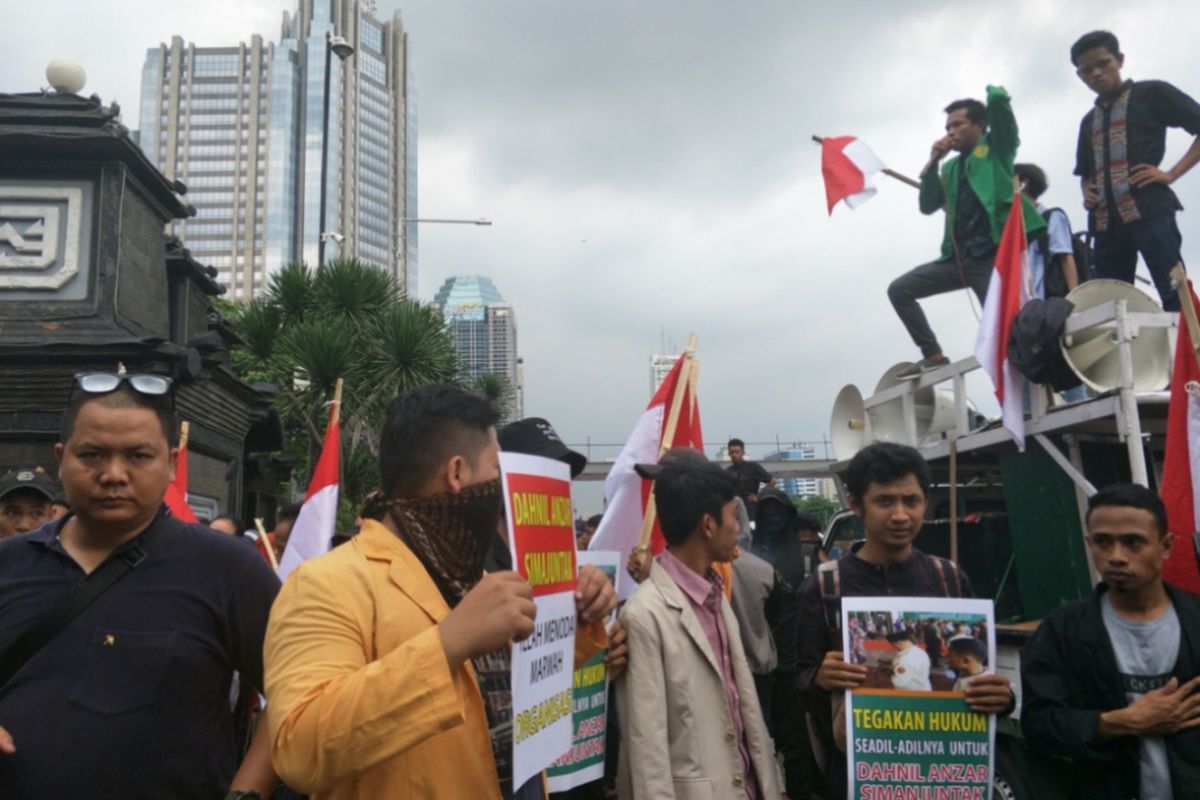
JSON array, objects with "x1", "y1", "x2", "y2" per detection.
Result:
[
  {"x1": 795, "y1": 442, "x2": 1015, "y2": 798},
  {"x1": 726, "y1": 438, "x2": 772, "y2": 518},
  {"x1": 1021, "y1": 484, "x2": 1200, "y2": 800},
  {"x1": 887, "y1": 86, "x2": 1045, "y2": 379},
  {"x1": 1071, "y1": 30, "x2": 1200, "y2": 312}
]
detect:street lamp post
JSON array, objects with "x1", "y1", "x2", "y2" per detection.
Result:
[
  {"x1": 317, "y1": 31, "x2": 355, "y2": 268},
  {"x1": 397, "y1": 217, "x2": 493, "y2": 292}
]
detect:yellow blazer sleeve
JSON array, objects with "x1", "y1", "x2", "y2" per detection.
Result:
[
  {"x1": 264, "y1": 564, "x2": 467, "y2": 793},
  {"x1": 574, "y1": 616, "x2": 608, "y2": 669}
]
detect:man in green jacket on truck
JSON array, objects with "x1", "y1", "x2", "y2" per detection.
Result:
[{"x1": 888, "y1": 85, "x2": 1046, "y2": 379}]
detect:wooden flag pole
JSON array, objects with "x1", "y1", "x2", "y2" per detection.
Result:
[
  {"x1": 688, "y1": 360, "x2": 701, "y2": 426},
  {"x1": 1172, "y1": 264, "x2": 1200, "y2": 368},
  {"x1": 178, "y1": 421, "x2": 189, "y2": 450},
  {"x1": 255, "y1": 517, "x2": 280, "y2": 571},
  {"x1": 635, "y1": 336, "x2": 698, "y2": 554},
  {"x1": 330, "y1": 378, "x2": 344, "y2": 426},
  {"x1": 811, "y1": 135, "x2": 921, "y2": 189}
]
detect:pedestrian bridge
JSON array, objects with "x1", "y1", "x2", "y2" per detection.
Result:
[{"x1": 573, "y1": 457, "x2": 837, "y2": 482}]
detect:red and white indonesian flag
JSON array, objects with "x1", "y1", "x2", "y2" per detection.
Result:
[
  {"x1": 277, "y1": 401, "x2": 341, "y2": 581},
  {"x1": 588, "y1": 351, "x2": 703, "y2": 597},
  {"x1": 974, "y1": 187, "x2": 1031, "y2": 450},
  {"x1": 1159, "y1": 285, "x2": 1200, "y2": 593},
  {"x1": 821, "y1": 136, "x2": 887, "y2": 214},
  {"x1": 166, "y1": 425, "x2": 199, "y2": 523}
]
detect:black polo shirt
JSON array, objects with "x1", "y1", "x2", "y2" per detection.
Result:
[
  {"x1": 1075, "y1": 79, "x2": 1200, "y2": 222},
  {"x1": 0, "y1": 507, "x2": 280, "y2": 799},
  {"x1": 727, "y1": 460, "x2": 772, "y2": 501}
]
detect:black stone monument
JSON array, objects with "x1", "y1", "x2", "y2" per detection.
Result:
[{"x1": 0, "y1": 88, "x2": 285, "y2": 523}]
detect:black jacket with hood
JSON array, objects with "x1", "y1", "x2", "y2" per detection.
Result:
[{"x1": 751, "y1": 487, "x2": 820, "y2": 592}]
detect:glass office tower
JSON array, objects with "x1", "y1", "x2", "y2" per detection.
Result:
[
  {"x1": 138, "y1": 0, "x2": 417, "y2": 299},
  {"x1": 433, "y1": 275, "x2": 524, "y2": 422}
]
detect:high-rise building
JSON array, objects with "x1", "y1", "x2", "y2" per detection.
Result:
[
  {"x1": 433, "y1": 275, "x2": 523, "y2": 421},
  {"x1": 649, "y1": 354, "x2": 676, "y2": 396},
  {"x1": 137, "y1": 0, "x2": 417, "y2": 301},
  {"x1": 763, "y1": 446, "x2": 829, "y2": 498}
]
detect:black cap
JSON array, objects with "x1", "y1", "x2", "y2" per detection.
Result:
[
  {"x1": 0, "y1": 468, "x2": 61, "y2": 503},
  {"x1": 498, "y1": 417, "x2": 587, "y2": 478},
  {"x1": 634, "y1": 446, "x2": 709, "y2": 480}
]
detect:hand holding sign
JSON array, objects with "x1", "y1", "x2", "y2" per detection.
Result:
[
  {"x1": 576, "y1": 564, "x2": 617, "y2": 624},
  {"x1": 816, "y1": 650, "x2": 868, "y2": 691},
  {"x1": 439, "y1": 571, "x2": 536, "y2": 670},
  {"x1": 963, "y1": 673, "x2": 1014, "y2": 715}
]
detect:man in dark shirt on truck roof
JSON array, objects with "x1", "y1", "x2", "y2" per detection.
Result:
[
  {"x1": 1071, "y1": 29, "x2": 1200, "y2": 311},
  {"x1": 726, "y1": 438, "x2": 772, "y2": 518}
]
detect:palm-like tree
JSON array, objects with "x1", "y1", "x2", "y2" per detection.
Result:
[
  {"x1": 227, "y1": 258, "x2": 460, "y2": 513},
  {"x1": 471, "y1": 372, "x2": 516, "y2": 422}
]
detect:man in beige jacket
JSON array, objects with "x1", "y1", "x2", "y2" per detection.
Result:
[{"x1": 617, "y1": 453, "x2": 780, "y2": 799}]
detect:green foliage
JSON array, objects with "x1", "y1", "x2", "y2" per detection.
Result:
[
  {"x1": 791, "y1": 494, "x2": 841, "y2": 526},
  {"x1": 369, "y1": 301, "x2": 460, "y2": 392},
  {"x1": 470, "y1": 372, "x2": 515, "y2": 420},
  {"x1": 226, "y1": 258, "x2": 461, "y2": 517}
]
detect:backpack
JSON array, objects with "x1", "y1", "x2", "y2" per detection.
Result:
[
  {"x1": 1008, "y1": 297, "x2": 1084, "y2": 391},
  {"x1": 798, "y1": 541, "x2": 823, "y2": 584},
  {"x1": 1037, "y1": 208, "x2": 1094, "y2": 299}
]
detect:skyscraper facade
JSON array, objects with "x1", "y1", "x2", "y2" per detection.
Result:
[
  {"x1": 137, "y1": 0, "x2": 417, "y2": 300},
  {"x1": 433, "y1": 275, "x2": 523, "y2": 421},
  {"x1": 763, "y1": 446, "x2": 827, "y2": 497},
  {"x1": 649, "y1": 353, "x2": 677, "y2": 395}
]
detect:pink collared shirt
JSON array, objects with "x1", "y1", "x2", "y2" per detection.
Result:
[{"x1": 658, "y1": 549, "x2": 760, "y2": 800}]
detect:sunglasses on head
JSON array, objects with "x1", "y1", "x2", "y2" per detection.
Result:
[{"x1": 74, "y1": 372, "x2": 173, "y2": 396}]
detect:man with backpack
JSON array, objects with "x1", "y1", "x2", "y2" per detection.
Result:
[
  {"x1": 794, "y1": 442, "x2": 1015, "y2": 799},
  {"x1": 1014, "y1": 162, "x2": 1086, "y2": 299},
  {"x1": 1014, "y1": 162, "x2": 1090, "y2": 402}
]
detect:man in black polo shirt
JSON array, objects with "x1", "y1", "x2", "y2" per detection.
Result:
[
  {"x1": 795, "y1": 442, "x2": 1014, "y2": 799},
  {"x1": 0, "y1": 373, "x2": 280, "y2": 799},
  {"x1": 1071, "y1": 30, "x2": 1200, "y2": 311},
  {"x1": 726, "y1": 438, "x2": 772, "y2": 518}
]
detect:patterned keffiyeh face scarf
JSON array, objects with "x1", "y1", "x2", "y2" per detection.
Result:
[
  {"x1": 382, "y1": 479, "x2": 523, "y2": 795},
  {"x1": 1092, "y1": 84, "x2": 1142, "y2": 232},
  {"x1": 384, "y1": 478, "x2": 503, "y2": 606}
]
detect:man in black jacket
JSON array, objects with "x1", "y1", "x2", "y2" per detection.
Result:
[{"x1": 1021, "y1": 484, "x2": 1200, "y2": 800}]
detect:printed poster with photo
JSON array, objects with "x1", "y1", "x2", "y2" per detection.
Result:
[
  {"x1": 841, "y1": 596, "x2": 996, "y2": 800},
  {"x1": 502, "y1": 452, "x2": 579, "y2": 789},
  {"x1": 546, "y1": 550, "x2": 620, "y2": 793}
]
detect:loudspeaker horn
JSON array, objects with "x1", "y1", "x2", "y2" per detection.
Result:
[
  {"x1": 1061, "y1": 279, "x2": 1170, "y2": 393},
  {"x1": 869, "y1": 362, "x2": 972, "y2": 446},
  {"x1": 830, "y1": 384, "x2": 869, "y2": 460}
]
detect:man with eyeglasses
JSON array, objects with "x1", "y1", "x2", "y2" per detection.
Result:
[
  {"x1": 1021, "y1": 484, "x2": 1200, "y2": 800},
  {"x1": 0, "y1": 371, "x2": 281, "y2": 800}
]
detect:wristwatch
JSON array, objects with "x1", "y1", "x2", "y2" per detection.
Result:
[{"x1": 224, "y1": 792, "x2": 262, "y2": 800}]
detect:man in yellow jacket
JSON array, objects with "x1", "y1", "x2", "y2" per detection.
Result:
[{"x1": 264, "y1": 384, "x2": 615, "y2": 799}]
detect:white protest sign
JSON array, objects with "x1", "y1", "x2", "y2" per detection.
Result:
[{"x1": 502, "y1": 452, "x2": 579, "y2": 789}]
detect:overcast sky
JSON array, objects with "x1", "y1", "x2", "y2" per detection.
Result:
[{"x1": 4, "y1": 1, "x2": 1200, "y2": 510}]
